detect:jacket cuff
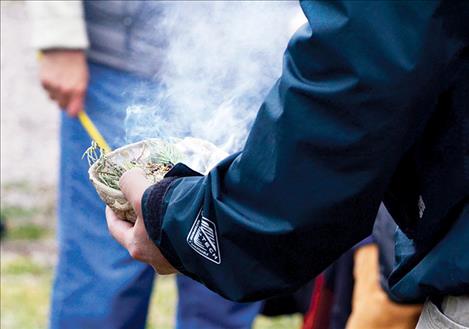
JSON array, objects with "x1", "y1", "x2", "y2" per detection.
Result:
[
  {"x1": 141, "y1": 177, "x2": 178, "y2": 247},
  {"x1": 141, "y1": 163, "x2": 203, "y2": 273}
]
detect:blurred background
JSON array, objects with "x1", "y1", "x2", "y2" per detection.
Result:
[
  {"x1": 0, "y1": 1, "x2": 302, "y2": 328},
  {"x1": 1, "y1": 1, "x2": 59, "y2": 327}
]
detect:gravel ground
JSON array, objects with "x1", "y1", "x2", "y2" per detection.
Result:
[{"x1": 1, "y1": 1, "x2": 59, "y2": 187}]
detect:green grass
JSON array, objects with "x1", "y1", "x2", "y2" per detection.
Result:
[
  {"x1": 1, "y1": 206, "x2": 39, "y2": 220},
  {"x1": 1, "y1": 257, "x2": 49, "y2": 276},
  {"x1": 1, "y1": 257, "x2": 301, "y2": 329},
  {"x1": 254, "y1": 316, "x2": 302, "y2": 329},
  {"x1": 3, "y1": 223, "x2": 52, "y2": 240},
  {"x1": 148, "y1": 276, "x2": 178, "y2": 329},
  {"x1": 146, "y1": 277, "x2": 302, "y2": 329},
  {"x1": 1, "y1": 203, "x2": 54, "y2": 240},
  {"x1": 1, "y1": 256, "x2": 53, "y2": 329}
]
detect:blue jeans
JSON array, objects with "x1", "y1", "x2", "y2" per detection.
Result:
[{"x1": 50, "y1": 62, "x2": 261, "y2": 329}]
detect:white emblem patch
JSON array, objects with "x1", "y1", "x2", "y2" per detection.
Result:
[{"x1": 187, "y1": 210, "x2": 221, "y2": 264}]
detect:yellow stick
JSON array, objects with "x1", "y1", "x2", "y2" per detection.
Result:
[{"x1": 77, "y1": 111, "x2": 112, "y2": 154}]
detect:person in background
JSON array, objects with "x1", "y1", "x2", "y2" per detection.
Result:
[
  {"x1": 108, "y1": 1, "x2": 468, "y2": 329},
  {"x1": 344, "y1": 206, "x2": 422, "y2": 329},
  {"x1": 28, "y1": 2, "x2": 262, "y2": 328},
  {"x1": 302, "y1": 206, "x2": 423, "y2": 329}
]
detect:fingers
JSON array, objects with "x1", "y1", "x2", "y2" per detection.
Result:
[
  {"x1": 132, "y1": 216, "x2": 178, "y2": 275},
  {"x1": 41, "y1": 80, "x2": 70, "y2": 109},
  {"x1": 56, "y1": 88, "x2": 71, "y2": 110},
  {"x1": 133, "y1": 214, "x2": 149, "y2": 240},
  {"x1": 106, "y1": 205, "x2": 178, "y2": 275},
  {"x1": 67, "y1": 90, "x2": 85, "y2": 117},
  {"x1": 105, "y1": 206, "x2": 133, "y2": 248},
  {"x1": 42, "y1": 81, "x2": 85, "y2": 116},
  {"x1": 119, "y1": 168, "x2": 152, "y2": 218},
  {"x1": 37, "y1": 50, "x2": 88, "y2": 115}
]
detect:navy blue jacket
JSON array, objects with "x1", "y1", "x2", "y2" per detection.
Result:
[{"x1": 142, "y1": 0, "x2": 468, "y2": 302}]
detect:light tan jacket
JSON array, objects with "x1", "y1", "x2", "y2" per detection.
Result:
[{"x1": 27, "y1": 0, "x2": 88, "y2": 50}]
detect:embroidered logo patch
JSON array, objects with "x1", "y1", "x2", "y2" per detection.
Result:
[{"x1": 187, "y1": 210, "x2": 221, "y2": 264}]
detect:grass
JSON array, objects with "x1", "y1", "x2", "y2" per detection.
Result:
[
  {"x1": 1, "y1": 257, "x2": 301, "y2": 329},
  {"x1": 146, "y1": 277, "x2": 302, "y2": 329},
  {"x1": 0, "y1": 181, "x2": 302, "y2": 328},
  {"x1": 148, "y1": 277, "x2": 178, "y2": 329},
  {"x1": 1, "y1": 206, "x2": 39, "y2": 220},
  {"x1": 1, "y1": 256, "x2": 53, "y2": 329},
  {"x1": 3, "y1": 223, "x2": 51, "y2": 240},
  {"x1": 1, "y1": 205, "x2": 53, "y2": 240},
  {"x1": 254, "y1": 316, "x2": 302, "y2": 329},
  {"x1": 1, "y1": 256, "x2": 49, "y2": 276}
]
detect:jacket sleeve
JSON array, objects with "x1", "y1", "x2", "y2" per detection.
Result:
[
  {"x1": 142, "y1": 1, "x2": 450, "y2": 302},
  {"x1": 26, "y1": 0, "x2": 89, "y2": 50}
]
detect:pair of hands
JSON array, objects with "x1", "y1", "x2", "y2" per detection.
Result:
[
  {"x1": 106, "y1": 168, "x2": 176, "y2": 274},
  {"x1": 39, "y1": 50, "x2": 175, "y2": 274}
]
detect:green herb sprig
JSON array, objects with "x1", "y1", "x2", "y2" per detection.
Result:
[{"x1": 83, "y1": 140, "x2": 180, "y2": 190}]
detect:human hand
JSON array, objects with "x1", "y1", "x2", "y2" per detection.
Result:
[
  {"x1": 39, "y1": 49, "x2": 88, "y2": 117},
  {"x1": 105, "y1": 168, "x2": 177, "y2": 274}
]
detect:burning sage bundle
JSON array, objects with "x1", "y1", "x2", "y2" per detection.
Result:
[{"x1": 85, "y1": 139, "x2": 182, "y2": 222}]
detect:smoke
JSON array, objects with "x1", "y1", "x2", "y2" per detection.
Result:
[{"x1": 125, "y1": 1, "x2": 305, "y2": 155}]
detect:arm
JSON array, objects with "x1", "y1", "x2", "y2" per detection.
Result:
[
  {"x1": 119, "y1": 1, "x2": 450, "y2": 301},
  {"x1": 27, "y1": 0, "x2": 89, "y2": 50},
  {"x1": 27, "y1": 1, "x2": 89, "y2": 116}
]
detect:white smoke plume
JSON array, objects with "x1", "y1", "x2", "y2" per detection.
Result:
[{"x1": 125, "y1": 1, "x2": 305, "y2": 158}]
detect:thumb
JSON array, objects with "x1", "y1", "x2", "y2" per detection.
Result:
[{"x1": 119, "y1": 168, "x2": 152, "y2": 218}]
